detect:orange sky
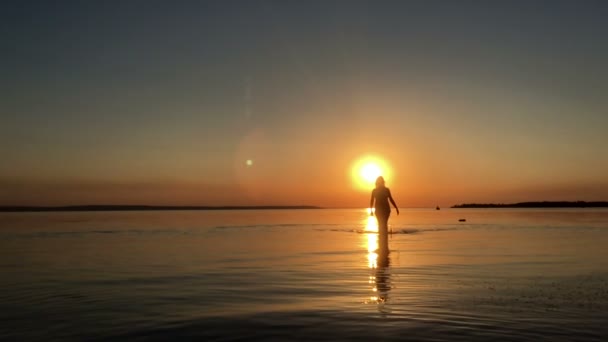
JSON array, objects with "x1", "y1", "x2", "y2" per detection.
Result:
[{"x1": 2, "y1": 2, "x2": 608, "y2": 207}]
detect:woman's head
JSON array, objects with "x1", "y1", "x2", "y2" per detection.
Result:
[{"x1": 375, "y1": 176, "x2": 385, "y2": 188}]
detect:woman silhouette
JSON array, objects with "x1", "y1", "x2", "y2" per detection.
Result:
[{"x1": 369, "y1": 176, "x2": 399, "y2": 254}]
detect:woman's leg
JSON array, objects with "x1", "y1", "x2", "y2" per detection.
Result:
[{"x1": 377, "y1": 212, "x2": 390, "y2": 254}]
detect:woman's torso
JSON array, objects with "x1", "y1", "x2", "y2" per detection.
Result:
[{"x1": 373, "y1": 187, "x2": 391, "y2": 213}]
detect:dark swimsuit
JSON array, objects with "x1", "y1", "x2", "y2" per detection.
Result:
[{"x1": 373, "y1": 187, "x2": 392, "y2": 219}]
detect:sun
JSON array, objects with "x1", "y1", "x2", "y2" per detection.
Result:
[
  {"x1": 361, "y1": 163, "x2": 382, "y2": 183},
  {"x1": 351, "y1": 155, "x2": 392, "y2": 191}
]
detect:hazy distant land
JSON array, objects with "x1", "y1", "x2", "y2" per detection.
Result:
[
  {"x1": 0, "y1": 205, "x2": 322, "y2": 212},
  {"x1": 452, "y1": 201, "x2": 608, "y2": 208}
]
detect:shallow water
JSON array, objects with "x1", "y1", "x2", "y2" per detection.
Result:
[{"x1": 1, "y1": 208, "x2": 608, "y2": 341}]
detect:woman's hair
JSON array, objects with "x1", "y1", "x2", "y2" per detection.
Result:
[{"x1": 375, "y1": 176, "x2": 385, "y2": 188}]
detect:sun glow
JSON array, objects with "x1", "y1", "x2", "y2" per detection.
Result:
[
  {"x1": 351, "y1": 155, "x2": 392, "y2": 191},
  {"x1": 361, "y1": 164, "x2": 381, "y2": 183}
]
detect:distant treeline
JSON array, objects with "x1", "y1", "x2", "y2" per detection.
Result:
[
  {"x1": 452, "y1": 201, "x2": 608, "y2": 208},
  {"x1": 0, "y1": 205, "x2": 322, "y2": 212}
]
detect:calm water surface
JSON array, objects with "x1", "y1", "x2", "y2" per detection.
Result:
[{"x1": 1, "y1": 208, "x2": 608, "y2": 341}]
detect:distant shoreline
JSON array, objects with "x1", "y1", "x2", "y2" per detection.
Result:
[
  {"x1": 452, "y1": 201, "x2": 608, "y2": 208},
  {"x1": 0, "y1": 205, "x2": 323, "y2": 212}
]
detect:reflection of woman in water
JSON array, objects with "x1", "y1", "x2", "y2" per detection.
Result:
[
  {"x1": 369, "y1": 176, "x2": 399, "y2": 254},
  {"x1": 374, "y1": 255, "x2": 391, "y2": 304}
]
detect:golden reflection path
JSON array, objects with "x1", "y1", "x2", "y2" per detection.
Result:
[
  {"x1": 362, "y1": 212, "x2": 392, "y2": 307},
  {"x1": 365, "y1": 215, "x2": 379, "y2": 269}
]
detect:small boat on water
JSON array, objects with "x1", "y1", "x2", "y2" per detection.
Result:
[{"x1": 436, "y1": 206, "x2": 440, "y2": 210}]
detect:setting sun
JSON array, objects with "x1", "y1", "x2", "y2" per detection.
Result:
[
  {"x1": 361, "y1": 164, "x2": 382, "y2": 183},
  {"x1": 351, "y1": 155, "x2": 392, "y2": 191}
]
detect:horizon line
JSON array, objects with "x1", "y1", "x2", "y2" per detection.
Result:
[
  {"x1": 1, "y1": 201, "x2": 608, "y2": 212},
  {"x1": 0, "y1": 204, "x2": 323, "y2": 212}
]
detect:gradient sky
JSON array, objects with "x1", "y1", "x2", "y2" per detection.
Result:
[{"x1": 1, "y1": 1, "x2": 607, "y2": 207}]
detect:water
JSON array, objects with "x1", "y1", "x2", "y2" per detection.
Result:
[{"x1": 1, "y1": 208, "x2": 608, "y2": 341}]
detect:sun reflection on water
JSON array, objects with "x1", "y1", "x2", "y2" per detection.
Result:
[
  {"x1": 362, "y1": 212, "x2": 392, "y2": 307},
  {"x1": 365, "y1": 216, "x2": 378, "y2": 268}
]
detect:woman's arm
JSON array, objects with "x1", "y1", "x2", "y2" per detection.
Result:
[{"x1": 388, "y1": 189, "x2": 399, "y2": 215}]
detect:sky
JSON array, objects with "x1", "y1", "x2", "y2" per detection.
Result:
[{"x1": 1, "y1": 0, "x2": 608, "y2": 207}]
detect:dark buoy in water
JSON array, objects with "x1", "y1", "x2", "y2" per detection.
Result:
[{"x1": 459, "y1": 219, "x2": 466, "y2": 222}]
